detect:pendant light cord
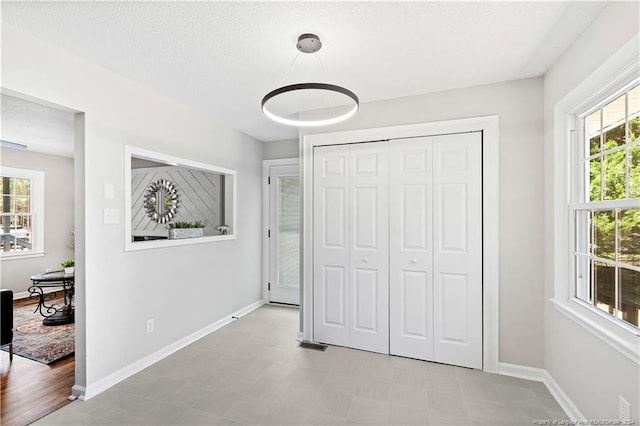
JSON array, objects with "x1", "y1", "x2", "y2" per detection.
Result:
[
  {"x1": 315, "y1": 52, "x2": 337, "y2": 116},
  {"x1": 276, "y1": 51, "x2": 301, "y2": 88}
]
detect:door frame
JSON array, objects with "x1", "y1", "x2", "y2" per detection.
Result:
[
  {"x1": 301, "y1": 115, "x2": 500, "y2": 373},
  {"x1": 262, "y1": 158, "x2": 300, "y2": 305}
]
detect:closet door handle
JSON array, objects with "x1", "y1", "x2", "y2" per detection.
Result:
[
  {"x1": 362, "y1": 257, "x2": 369, "y2": 263},
  {"x1": 410, "y1": 258, "x2": 418, "y2": 264}
]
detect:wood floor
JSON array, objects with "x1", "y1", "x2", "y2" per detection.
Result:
[{"x1": 1, "y1": 297, "x2": 75, "y2": 426}]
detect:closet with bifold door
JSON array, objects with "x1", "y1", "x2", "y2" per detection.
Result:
[{"x1": 313, "y1": 132, "x2": 483, "y2": 369}]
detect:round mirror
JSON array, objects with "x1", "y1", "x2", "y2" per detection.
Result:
[{"x1": 144, "y1": 179, "x2": 179, "y2": 224}]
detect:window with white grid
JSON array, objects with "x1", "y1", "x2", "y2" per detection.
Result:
[
  {"x1": 0, "y1": 167, "x2": 44, "y2": 258},
  {"x1": 573, "y1": 82, "x2": 640, "y2": 329}
]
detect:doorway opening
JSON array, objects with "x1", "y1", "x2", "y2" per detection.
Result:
[{"x1": 0, "y1": 89, "x2": 85, "y2": 425}]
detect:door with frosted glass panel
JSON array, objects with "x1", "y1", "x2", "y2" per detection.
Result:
[{"x1": 269, "y1": 164, "x2": 301, "y2": 305}]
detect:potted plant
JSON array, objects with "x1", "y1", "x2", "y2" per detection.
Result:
[
  {"x1": 61, "y1": 258, "x2": 75, "y2": 274},
  {"x1": 168, "y1": 221, "x2": 204, "y2": 240}
]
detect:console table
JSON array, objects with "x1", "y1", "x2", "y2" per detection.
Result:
[{"x1": 28, "y1": 271, "x2": 75, "y2": 326}]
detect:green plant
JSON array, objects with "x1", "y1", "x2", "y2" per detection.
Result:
[
  {"x1": 169, "y1": 221, "x2": 204, "y2": 229},
  {"x1": 61, "y1": 258, "x2": 75, "y2": 268}
]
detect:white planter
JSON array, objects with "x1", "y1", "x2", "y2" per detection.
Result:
[
  {"x1": 168, "y1": 228, "x2": 204, "y2": 240},
  {"x1": 64, "y1": 267, "x2": 75, "y2": 274}
]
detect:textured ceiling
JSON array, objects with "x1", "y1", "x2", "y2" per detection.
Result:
[
  {"x1": 1, "y1": 94, "x2": 75, "y2": 157},
  {"x1": 2, "y1": 1, "x2": 606, "y2": 143}
]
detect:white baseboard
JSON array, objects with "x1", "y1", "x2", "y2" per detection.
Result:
[
  {"x1": 13, "y1": 287, "x2": 59, "y2": 300},
  {"x1": 71, "y1": 385, "x2": 86, "y2": 400},
  {"x1": 498, "y1": 362, "x2": 586, "y2": 421},
  {"x1": 540, "y1": 370, "x2": 586, "y2": 422},
  {"x1": 498, "y1": 362, "x2": 546, "y2": 382},
  {"x1": 82, "y1": 299, "x2": 265, "y2": 400}
]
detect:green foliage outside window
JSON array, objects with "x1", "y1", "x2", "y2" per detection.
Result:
[
  {"x1": 588, "y1": 115, "x2": 640, "y2": 326},
  {"x1": 590, "y1": 117, "x2": 640, "y2": 265}
]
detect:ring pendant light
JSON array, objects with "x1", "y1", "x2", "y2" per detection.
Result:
[{"x1": 261, "y1": 34, "x2": 360, "y2": 127}]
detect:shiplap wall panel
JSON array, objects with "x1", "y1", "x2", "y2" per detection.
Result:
[{"x1": 131, "y1": 166, "x2": 222, "y2": 236}]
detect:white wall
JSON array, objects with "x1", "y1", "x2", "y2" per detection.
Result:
[
  {"x1": 263, "y1": 138, "x2": 299, "y2": 160},
  {"x1": 543, "y1": 2, "x2": 640, "y2": 421},
  {"x1": 0, "y1": 149, "x2": 75, "y2": 295},
  {"x1": 301, "y1": 77, "x2": 545, "y2": 368},
  {"x1": 2, "y1": 24, "x2": 264, "y2": 391}
]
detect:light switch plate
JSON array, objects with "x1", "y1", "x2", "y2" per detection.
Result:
[
  {"x1": 104, "y1": 209, "x2": 120, "y2": 224},
  {"x1": 104, "y1": 183, "x2": 114, "y2": 199}
]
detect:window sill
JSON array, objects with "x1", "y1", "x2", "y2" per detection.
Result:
[
  {"x1": 551, "y1": 298, "x2": 640, "y2": 365},
  {"x1": 124, "y1": 234, "x2": 236, "y2": 252},
  {"x1": 0, "y1": 252, "x2": 45, "y2": 261}
]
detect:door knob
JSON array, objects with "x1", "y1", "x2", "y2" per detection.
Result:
[
  {"x1": 363, "y1": 257, "x2": 369, "y2": 263},
  {"x1": 411, "y1": 258, "x2": 418, "y2": 264}
]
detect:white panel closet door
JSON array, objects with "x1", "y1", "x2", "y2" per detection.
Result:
[
  {"x1": 313, "y1": 142, "x2": 389, "y2": 354},
  {"x1": 432, "y1": 132, "x2": 482, "y2": 369},
  {"x1": 389, "y1": 137, "x2": 434, "y2": 360},
  {"x1": 313, "y1": 145, "x2": 350, "y2": 347},
  {"x1": 315, "y1": 134, "x2": 481, "y2": 367},
  {"x1": 349, "y1": 142, "x2": 389, "y2": 354}
]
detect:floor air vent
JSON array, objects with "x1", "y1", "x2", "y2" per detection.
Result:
[{"x1": 299, "y1": 341, "x2": 328, "y2": 351}]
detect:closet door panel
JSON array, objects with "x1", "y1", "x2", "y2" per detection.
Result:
[
  {"x1": 389, "y1": 137, "x2": 434, "y2": 360},
  {"x1": 349, "y1": 142, "x2": 389, "y2": 354},
  {"x1": 313, "y1": 145, "x2": 350, "y2": 346},
  {"x1": 433, "y1": 132, "x2": 482, "y2": 369}
]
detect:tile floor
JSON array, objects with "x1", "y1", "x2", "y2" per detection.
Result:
[{"x1": 35, "y1": 305, "x2": 568, "y2": 425}]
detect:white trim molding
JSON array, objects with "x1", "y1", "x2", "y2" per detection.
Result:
[
  {"x1": 551, "y1": 33, "x2": 640, "y2": 364},
  {"x1": 81, "y1": 299, "x2": 264, "y2": 400},
  {"x1": 123, "y1": 145, "x2": 238, "y2": 252},
  {"x1": 551, "y1": 298, "x2": 640, "y2": 364},
  {"x1": 499, "y1": 363, "x2": 586, "y2": 422},
  {"x1": 13, "y1": 286, "x2": 57, "y2": 300},
  {"x1": 301, "y1": 115, "x2": 500, "y2": 373},
  {"x1": 0, "y1": 166, "x2": 45, "y2": 259}
]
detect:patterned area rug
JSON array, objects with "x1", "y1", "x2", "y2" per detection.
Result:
[{"x1": 1, "y1": 298, "x2": 74, "y2": 364}]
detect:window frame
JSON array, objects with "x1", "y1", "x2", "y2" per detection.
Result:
[
  {"x1": 570, "y1": 81, "x2": 640, "y2": 331},
  {"x1": 551, "y1": 35, "x2": 640, "y2": 366},
  {"x1": 124, "y1": 145, "x2": 238, "y2": 252},
  {"x1": 0, "y1": 166, "x2": 45, "y2": 260}
]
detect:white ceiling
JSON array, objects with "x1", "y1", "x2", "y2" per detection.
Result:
[
  {"x1": 1, "y1": 94, "x2": 75, "y2": 157},
  {"x1": 2, "y1": 1, "x2": 606, "y2": 142}
]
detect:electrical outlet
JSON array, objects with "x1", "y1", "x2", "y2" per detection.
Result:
[
  {"x1": 619, "y1": 395, "x2": 631, "y2": 422},
  {"x1": 103, "y1": 209, "x2": 120, "y2": 224},
  {"x1": 45, "y1": 268, "x2": 52, "y2": 273},
  {"x1": 146, "y1": 319, "x2": 154, "y2": 334}
]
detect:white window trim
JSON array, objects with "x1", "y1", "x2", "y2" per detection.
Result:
[
  {"x1": 551, "y1": 34, "x2": 640, "y2": 365},
  {"x1": 0, "y1": 166, "x2": 45, "y2": 259},
  {"x1": 123, "y1": 145, "x2": 238, "y2": 252}
]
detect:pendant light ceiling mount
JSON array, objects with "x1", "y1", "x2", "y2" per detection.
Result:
[
  {"x1": 296, "y1": 33, "x2": 322, "y2": 54},
  {"x1": 262, "y1": 33, "x2": 359, "y2": 128}
]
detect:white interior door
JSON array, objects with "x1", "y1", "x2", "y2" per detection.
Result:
[
  {"x1": 314, "y1": 145, "x2": 350, "y2": 346},
  {"x1": 314, "y1": 133, "x2": 482, "y2": 367},
  {"x1": 269, "y1": 164, "x2": 301, "y2": 305},
  {"x1": 389, "y1": 132, "x2": 482, "y2": 368},
  {"x1": 389, "y1": 137, "x2": 434, "y2": 361},
  {"x1": 349, "y1": 142, "x2": 389, "y2": 353},
  {"x1": 313, "y1": 142, "x2": 389, "y2": 353},
  {"x1": 432, "y1": 132, "x2": 482, "y2": 369}
]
